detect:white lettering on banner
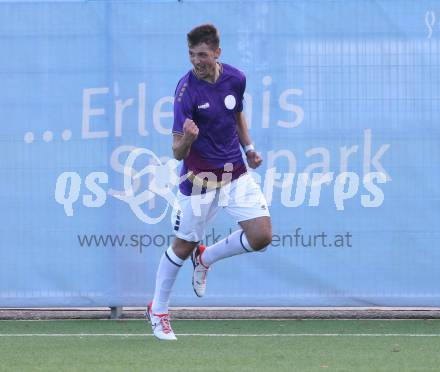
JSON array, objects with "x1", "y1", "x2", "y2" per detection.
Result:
[
  {"x1": 54, "y1": 155, "x2": 389, "y2": 221},
  {"x1": 262, "y1": 75, "x2": 272, "y2": 128},
  {"x1": 153, "y1": 96, "x2": 174, "y2": 135},
  {"x1": 78, "y1": 78, "x2": 305, "y2": 139},
  {"x1": 363, "y1": 129, "x2": 391, "y2": 181},
  {"x1": 334, "y1": 172, "x2": 360, "y2": 211},
  {"x1": 243, "y1": 92, "x2": 253, "y2": 129},
  {"x1": 55, "y1": 171, "x2": 109, "y2": 216},
  {"x1": 115, "y1": 97, "x2": 134, "y2": 137},
  {"x1": 81, "y1": 83, "x2": 153, "y2": 139},
  {"x1": 54, "y1": 172, "x2": 81, "y2": 216},
  {"x1": 304, "y1": 147, "x2": 331, "y2": 181},
  {"x1": 267, "y1": 129, "x2": 391, "y2": 185},
  {"x1": 138, "y1": 83, "x2": 148, "y2": 136},
  {"x1": 277, "y1": 88, "x2": 304, "y2": 128},
  {"x1": 189, "y1": 174, "x2": 217, "y2": 217},
  {"x1": 280, "y1": 173, "x2": 308, "y2": 208},
  {"x1": 83, "y1": 172, "x2": 108, "y2": 208},
  {"x1": 259, "y1": 76, "x2": 305, "y2": 129},
  {"x1": 362, "y1": 172, "x2": 387, "y2": 208},
  {"x1": 425, "y1": 10, "x2": 436, "y2": 39},
  {"x1": 108, "y1": 145, "x2": 140, "y2": 198},
  {"x1": 218, "y1": 163, "x2": 234, "y2": 207},
  {"x1": 267, "y1": 150, "x2": 297, "y2": 188},
  {"x1": 108, "y1": 145, "x2": 177, "y2": 211},
  {"x1": 113, "y1": 147, "x2": 178, "y2": 224},
  {"x1": 54, "y1": 149, "x2": 179, "y2": 220},
  {"x1": 49, "y1": 77, "x2": 393, "y2": 221},
  {"x1": 340, "y1": 145, "x2": 358, "y2": 173},
  {"x1": 82, "y1": 87, "x2": 109, "y2": 139},
  {"x1": 276, "y1": 171, "x2": 386, "y2": 211},
  {"x1": 309, "y1": 172, "x2": 334, "y2": 206},
  {"x1": 262, "y1": 168, "x2": 281, "y2": 206}
]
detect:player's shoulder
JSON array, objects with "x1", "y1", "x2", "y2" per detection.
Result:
[
  {"x1": 175, "y1": 71, "x2": 192, "y2": 94},
  {"x1": 221, "y1": 63, "x2": 246, "y2": 82},
  {"x1": 175, "y1": 70, "x2": 198, "y2": 103}
]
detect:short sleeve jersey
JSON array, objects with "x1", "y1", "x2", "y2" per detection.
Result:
[{"x1": 173, "y1": 63, "x2": 247, "y2": 195}]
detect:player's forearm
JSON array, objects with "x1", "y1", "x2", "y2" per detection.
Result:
[
  {"x1": 236, "y1": 113, "x2": 253, "y2": 148},
  {"x1": 172, "y1": 135, "x2": 193, "y2": 160},
  {"x1": 237, "y1": 126, "x2": 252, "y2": 148}
]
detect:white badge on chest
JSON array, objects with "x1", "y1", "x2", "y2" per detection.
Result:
[{"x1": 224, "y1": 95, "x2": 236, "y2": 110}]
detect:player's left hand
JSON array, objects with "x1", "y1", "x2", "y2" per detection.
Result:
[{"x1": 246, "y1": 150, "x2": 262, "y2": 169}]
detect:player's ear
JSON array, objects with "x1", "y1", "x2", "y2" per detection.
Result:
[{"x1": 214, "y1": 47, "x2": 221, "y2": 59}]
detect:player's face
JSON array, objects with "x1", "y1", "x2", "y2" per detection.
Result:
[{"x1": 189, "y1": 43, "x2": 221, "y2": 80}]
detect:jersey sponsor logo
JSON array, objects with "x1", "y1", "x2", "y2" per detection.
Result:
[
  {"x1": 197, "y1": 102, "x2": 210, "y2": 110},
  {"x1": 224, "y1": 94, "x2": 236, "y2": 110}
]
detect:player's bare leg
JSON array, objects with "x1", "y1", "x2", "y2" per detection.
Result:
[
  {"x1": 238, "y1": 216, "x2": 272, "y2": 251},
  {"x1": 172, "y1": 238, "x2": 198, "y2": 260}
]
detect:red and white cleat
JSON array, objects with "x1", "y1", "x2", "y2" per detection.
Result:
[
  {"x1": 191, "y1": 244, "x2": 210, "y2": 297},
  {"x1": 145, "y1": 303, "x2": 177, "y2": 341}
]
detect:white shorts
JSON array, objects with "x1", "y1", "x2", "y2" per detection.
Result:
[{"x1": 171, "y1": 173, "x2": 270, "y2": 242}]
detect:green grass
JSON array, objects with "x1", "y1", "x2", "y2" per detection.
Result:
[{"x1": 1, "y1": 320, "x2": 440, "y2": 372}]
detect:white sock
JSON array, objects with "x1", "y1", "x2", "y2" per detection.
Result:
[
  {"x1": 201, "y1": 229, "x2": 253, "y2": 267},
  {"x1": 151, "y1": 246, "x2": 185, "y2": 314}
]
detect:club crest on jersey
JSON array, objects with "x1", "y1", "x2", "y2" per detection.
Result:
[
  {"x1": 197, "y1": 102, "x2": 210, "y2": 110},
  {"x1": 224, "y1": 95, "x2": 236, "y2": 110}
]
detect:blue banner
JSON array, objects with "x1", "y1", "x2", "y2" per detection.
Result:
[{"x1": 1, "y1": 0, "x2": 440, "y2": 307}]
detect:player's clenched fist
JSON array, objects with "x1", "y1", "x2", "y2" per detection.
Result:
[
  {"x1": 183, "y1": 118, "x2": 199, "y2": 143},
  {"x1": 246, "y1": 150, "x2": 263, "y2": 169}
]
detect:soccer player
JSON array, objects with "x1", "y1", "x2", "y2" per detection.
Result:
[{"x1": 146, "y1": 24, "x2": 272, "y2": 340}]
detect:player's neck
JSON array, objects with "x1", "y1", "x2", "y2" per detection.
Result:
[
  {"x1": 211, "y1": 62, "x2": 222, "y2": 83},
  {"x1": 196, "y1": 62, "x2": 222, "y2": 84}
]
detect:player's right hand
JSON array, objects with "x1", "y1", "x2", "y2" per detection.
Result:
[{"x1": 183, "y1": 118, "x2": 199, "y2": 143}]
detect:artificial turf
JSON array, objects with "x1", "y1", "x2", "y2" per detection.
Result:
[{"x1": 0, "y1": 319, "x2": 439, "y2": 372}]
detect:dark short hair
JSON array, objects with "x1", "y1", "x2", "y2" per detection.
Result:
[{"x1": 187, "y1": 24, "x2": 220, "y2": 50}]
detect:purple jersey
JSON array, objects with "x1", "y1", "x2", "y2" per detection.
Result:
[{"x1": 173, "y1": 63, "x2": 247, "y2": 195}]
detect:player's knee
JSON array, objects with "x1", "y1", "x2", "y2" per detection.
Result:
[
  {"x1": 249, "y1": 231, "x2": 272, "y2": 252},
  {"x1": 172, "y1": 238, "x2": 198, "y2": 260}
]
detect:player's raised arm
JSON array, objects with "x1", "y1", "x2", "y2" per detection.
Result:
[
  {"x1": 172, "y1": 118, "x2": 199, "y2": 160},
  {"x1": 235, "y1": 111, "x2": 262, "y2": 169}
]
